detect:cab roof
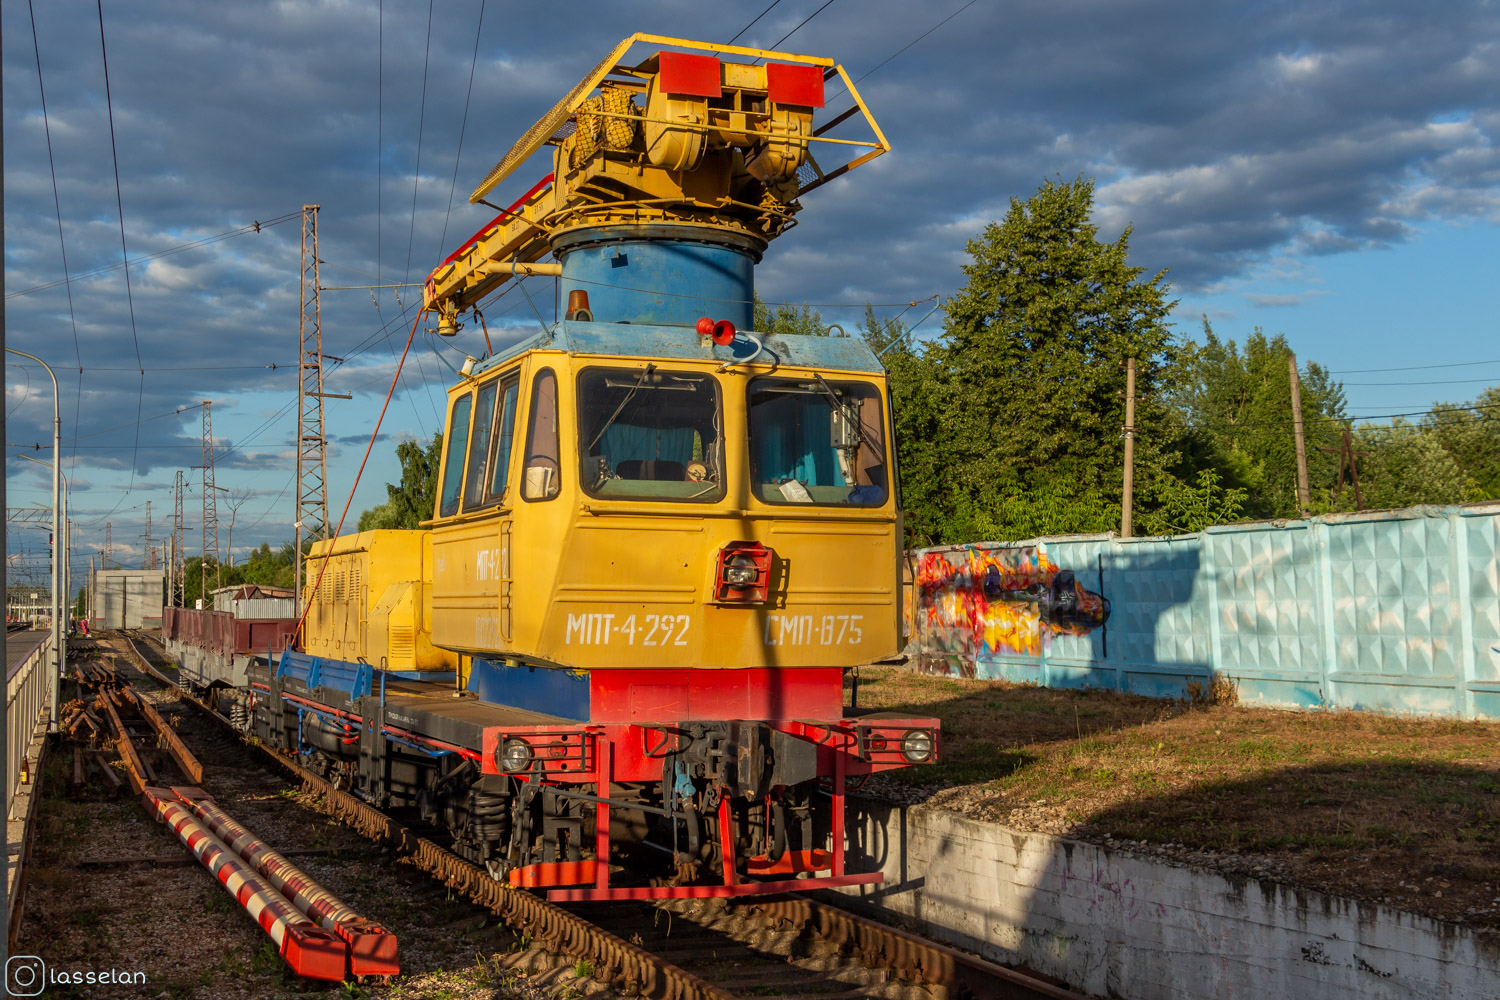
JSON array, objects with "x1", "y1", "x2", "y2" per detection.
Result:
[{"x1": 469, "y1": 319, "x2": 887, "y2": 378}]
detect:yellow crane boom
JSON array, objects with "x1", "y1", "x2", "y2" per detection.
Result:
[{"x1": 423, "y1": 34, "x2": 890, "y2": 331}]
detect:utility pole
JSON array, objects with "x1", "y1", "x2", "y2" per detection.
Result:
[
  {"x1": 295, "y1": 204, "x2": 332, "y2": 613},
  {"x1": 143, "y1": 500, "x2": 154, "y2": 569},
  {"x1": 1121, "y1": 357, "x2": 1136, "y2": 539},
  {"x1": 1319, "y1": 429, "x2": 1368, "y2": 511},
  {"x1": 172, "y1": 470, "x2": 185, "y2": 607},
  {"x1": 1289, "y1": 355, "x2": 1311, "y2": 515},
  {"x1": 201, "y1": 401, "x2": 221, "y2": 606}
]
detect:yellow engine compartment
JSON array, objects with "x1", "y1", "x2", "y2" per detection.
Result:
[{"x1": 302, "y1": 530, "x2": 458, "y2": 674}]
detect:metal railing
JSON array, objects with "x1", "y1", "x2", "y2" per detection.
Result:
[{"x1": 6, "y1": 631, "x2": 53, "y2": 815}]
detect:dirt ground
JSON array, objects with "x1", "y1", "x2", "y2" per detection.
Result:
[
  {"x1": 13, "y1": 643, "x2": 610, "y2": 1000},
  {"x1": 855, "y1": 666, "x2": 1500, "y2": 931}
]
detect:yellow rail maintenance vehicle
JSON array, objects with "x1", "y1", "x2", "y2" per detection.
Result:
[{"x1": 259, "y1": 35, "x2": 939, "y2": 901}]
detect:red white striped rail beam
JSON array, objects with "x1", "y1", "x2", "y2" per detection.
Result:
[
  {"x1": 145, "y1": 790, "x2": 348, "y2": 981},
  {"x1": 170, "y1": 786, "x2": 398, "y2": 976}
]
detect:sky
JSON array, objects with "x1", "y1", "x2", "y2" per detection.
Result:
[{"x1": 4, "y1": 0, "x2": 1498, "y2": 594}]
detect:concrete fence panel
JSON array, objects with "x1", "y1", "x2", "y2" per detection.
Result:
[{"x1": 907, "y1": 502, "x2": 1500, "y2": 720}]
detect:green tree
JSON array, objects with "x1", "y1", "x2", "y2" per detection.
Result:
[
  {"x1": 752, "y1": 294, "x2": 830, "y2": 337},
  {"x1": 1349, "y1": 420, "x2": 1473, "y2": 510},
  {"x1": 855, "y1": 302, "x2": 910, "y2": 357},
  {"x1": 178, "y1": 543, "x2": 296, "y2": 609},
  {"x1": 358, "y1": 433, "x2": 443, "y2": 530},
  {"x1": 1139, "y1": 468, "x2": 1248, "y2": 535},
  {"x1": 897, "y1": 175, "x2": 1180, "y2": 544},
  {"x1": 1424, "y1": 386, "x2": 1500, "y2": 500},
  {"x1": 1168, "y1": 323, "x2": 1346, "y2": 518}
]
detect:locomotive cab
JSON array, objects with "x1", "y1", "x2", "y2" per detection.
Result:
[{"x1": 427, "y1": 322, "x2": 903, "y2": 684}]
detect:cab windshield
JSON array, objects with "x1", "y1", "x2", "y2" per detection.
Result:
[
  {"x1": 577, "y1": 367, "x2": 724, "y2": 501},
  {"x1": 748, "y1": 376, "x2": 888, "y2": 506}
]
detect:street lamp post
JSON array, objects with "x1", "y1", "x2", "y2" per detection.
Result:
[
  {"x1": 20, "y1": 457, "x2": 72, "y2": 682},
  {"x1": 6, "y1": 348, "x2": 63, "y2": 729}
]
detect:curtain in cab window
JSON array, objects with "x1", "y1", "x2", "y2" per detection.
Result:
[
  {"x1": 748, "y1": 378, "x2": 887, "y2": 506},
  {"x1": 463, "y1": 382, "x2": 498, "y2": 510},
  {"x1": 439, "y1": 394, "x2": 472, "y2": 517},
  {"x1": 576, "y1": 368, "x2": 723, "y2": 502},
  {"x1": 489, "y1": 382, "x2": 520, "y2": 499},
  {"x1": 522, "y1": 369, "x2": 560, "y2": 500}
]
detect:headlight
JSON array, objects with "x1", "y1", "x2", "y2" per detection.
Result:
[
  {"x1": 499, "y1": 738, "x2": 533, "y2": 773},
  {"x1": 724, "y1": 555, "x2": 759, "y2": 585},
  {"x1": 900, "y1": 729, "x2": 933, "y2": 763}
]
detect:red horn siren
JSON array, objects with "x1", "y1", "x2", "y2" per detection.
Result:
[{"x1": 712, "y1": 319, "x2": 736, "y2": 346}]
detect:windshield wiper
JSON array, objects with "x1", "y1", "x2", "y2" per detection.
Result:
[
  {"x1": 811, "y1": 372, "x2": 845, "y2": 411},
  {"x1": 587, "y1": 363, "x2": 654, "y2": 452}
]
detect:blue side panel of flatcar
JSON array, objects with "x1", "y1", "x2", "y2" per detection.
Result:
[{"x1": 466, "y1": 659, "x2": 590, "y2": 722}]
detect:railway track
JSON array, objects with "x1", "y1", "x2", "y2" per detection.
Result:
[{"x1": 111, "y1": 629, "x2": 1086, "y2": 1000}]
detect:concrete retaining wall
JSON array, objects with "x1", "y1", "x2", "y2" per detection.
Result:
[{"x1": 838, "y1": 799, "x2": 1499, "y2": 999}]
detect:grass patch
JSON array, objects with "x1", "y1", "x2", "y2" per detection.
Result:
[{"x1": 858, "y1": 667, "x2": 1500, "y2": 868}]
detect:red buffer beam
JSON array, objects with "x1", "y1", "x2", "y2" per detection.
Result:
[
  {"x1": 171, "y1": 786, "x2": 398, "y2": 977},
  {"x1": 146, "y1": 790, "x2": 348, "y2": 981}
]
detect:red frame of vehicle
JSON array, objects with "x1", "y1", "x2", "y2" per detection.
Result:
[{"x1": 258, "y1": 665, "x2": 939, "y2": 900}]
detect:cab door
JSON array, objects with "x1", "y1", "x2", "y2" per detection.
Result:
[{"x1": 430, "y1": 369, "x2": 522, "y2": 655}]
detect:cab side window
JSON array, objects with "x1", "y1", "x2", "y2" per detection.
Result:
[
  {"x1": 488, "y1": 381, "x2": 520, "y2": 500},
  {"x1": 522, "y1": 368, "x2": 560, "y2": 501},
  {"x1": 438, "y1": 394, "x2": 472, "y2": 517},
  {"x1": 463, "y1": 382, "x2": 498, "y2": 511},
  {"x1": 462, "y1": 375, "x2": 522, "y2": 510}
]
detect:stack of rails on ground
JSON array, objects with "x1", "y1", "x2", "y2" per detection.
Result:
[{"x1": 7, "y1": 32, "x2": 1499, "y2": 1000}]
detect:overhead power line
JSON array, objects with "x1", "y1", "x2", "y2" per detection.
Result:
[
  {"x1": 828, "y1": 0, "x2": 981, "y2": 103},
  {"x1": 398, "y1": 0, "x2": 442, "y2": 436},
  {"x1": 97, "y1": 0, "x2": 145, "y2": 493},
  {"x1": 728, "y1": 0, "x2": 784, "y2": 44},
  {"x1": 377, "y1": 0, "x2": 384, "y2": 295},
  {"x1": 26, "y1": 0, "x2": 84, "y2": 471},
  {"x1": 4, "y1": 213, "x2": 300, "y2": 300},
  {"x1": 1324, "y1": 358, "x2": 1500, "y2": 375},
  {"x1": 767, "y1": 0, "x2": 836, "y2": 51},
  {"x1": 439, "y1": 0, "x2": 486, "y2": 258},
  {"x1": 1336, "y1": 377, "x2": 1500, "y2": 387}
]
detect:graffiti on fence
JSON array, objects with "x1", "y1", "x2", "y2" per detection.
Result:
[{"x1": 913, "y1": 546, "x2": 1110, "y2": 676}]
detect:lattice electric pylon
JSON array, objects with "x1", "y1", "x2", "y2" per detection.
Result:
[
  {"x1": 172, "y1": 470, "x2": 185, "y2": 606},
  {"x1": 144, "y1": 500, "x2": 153, "y2": 570},
  {"x1": 201, "y1": 400, "x2": 221, "y2": 605},
  {"x1": 104, "y1": 521, "x2": 113, "y2": 568},
  {"x1": 295, "y1": 203, "x2": 330, "y2": 611}
]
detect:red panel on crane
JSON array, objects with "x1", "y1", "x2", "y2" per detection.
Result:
[
  {"x1": 766, "y1": 62, "x2": 825, "y2": 108},
  {"x1": 658, "y1": 51, "x2": 722, "y2": 97},
  {"x1": 438, "y1": 172, "x2": 555, "y2": 268}
]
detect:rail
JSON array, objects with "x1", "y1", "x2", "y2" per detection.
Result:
[{"x1": 114, "y1": 630, "x2": 1084, "y2": 999}]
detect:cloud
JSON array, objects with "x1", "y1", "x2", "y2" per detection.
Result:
[
  {"x1": 5, "y1": 0, "x2": 1499, "y2": 556},
  {"x1": 331, "y1": 431, "x2": 389, "y2": 446},
  {"x1": 1242, "y1": 291, "x2": 1330, "y2": 308}
]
